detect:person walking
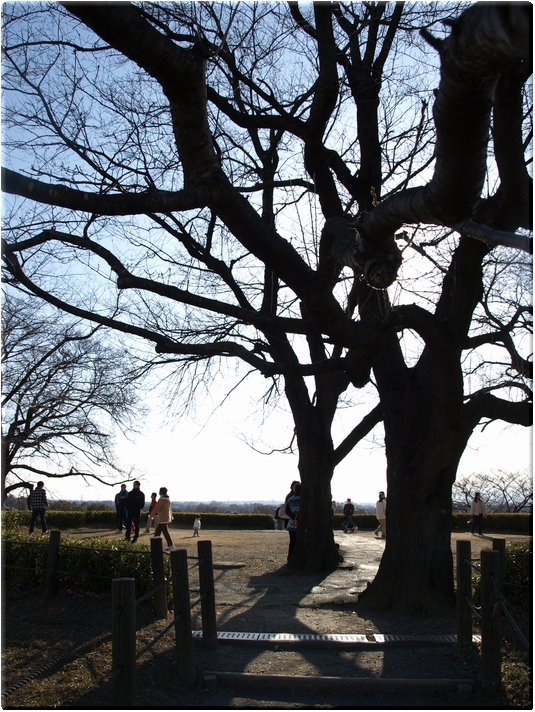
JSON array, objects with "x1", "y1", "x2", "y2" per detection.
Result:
[
  {"x1": 125, "y1": 481, "x2": 145, "y2": 543},
  {"x1": 28, "y1": 481, "x2": 49, "y2": 534},
  {"x1": 145, "y1": 492, "x2": 158, "y2": 533},
  {"x1": 470, "y1": 492, "x2": 485, "y2": 535},
  {"x1": 115, "y1": 484, "x2": 128, "y2": 532},
  {"x1": 285, "y1": 482, "x2": 301, "y2": 563},
  {"x1": 193, "y1": 515, "x2": 201, "y2": 537},
  {"x1": 150, "y1": 487, "x2": 175, "y2": 550},
  {"x1": 374, "y1": 491, "x2": 386, "y2": 538},
  {"x1": 343, "y1": 498, "x2": 355, "y2": 533}
]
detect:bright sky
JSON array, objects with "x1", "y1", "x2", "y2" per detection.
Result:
[{"x1": 46, "y1": 385, "x2": 532, "y2": 505}]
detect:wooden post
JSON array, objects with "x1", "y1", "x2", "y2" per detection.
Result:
[
  {"x1": 170, "y1": 549, "x2": 195, "y2": 686},
  {"x1": 198, "y1": 539, "x2": 217, "y2": 649},
  {"x1": 491, "y1": 538, "x2": 506, "y2": 598},
  {"x1": 150, "y1": 536, "x2": 168, "y2": 619},
  {"x1": 112, "y1": 578, "x2": 136, "y2": 707},
  {"x1": 480, "y1": 550, "x2": 501, "y2": 691},
  {"x1": 456, "y1": 539, "x2": 472, "y2": 650},
  {"x1": 45, "y1": 530, "x2": 61, "y2": 599}
]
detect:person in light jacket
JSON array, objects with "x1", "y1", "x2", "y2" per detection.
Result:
[
  {"x1": 470, "y1": 492, "x2": 485, "y2": 535},
  {"x1": 374, "y1": 491, "x2": 386, "y2": 538},
  {"x1": 150, "y1": 487, "x2": 174, "y2": 550}
]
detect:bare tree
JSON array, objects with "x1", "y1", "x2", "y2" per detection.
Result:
[
  {"x1": 1, "y1": 290, "x2": 144, "y2": 503},
  {"x1": 1, "y1": 2, "x2": 531, "y2": 611},
  {"x1": 453, "y1": 470, "x2": 532, "y2": 513}
]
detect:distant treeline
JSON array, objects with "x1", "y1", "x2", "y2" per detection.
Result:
[{"x1": 3, "y1": 495, "x2": 377, "y2": 514}]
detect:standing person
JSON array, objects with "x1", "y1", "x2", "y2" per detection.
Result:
[
  {"x1": 285, "y1": 480, "x2": 300, "y2": 503},
  {"x1": 125, "y1": 481, "x2": 145, "y2": 543},
  {"x1": 193, "y1": 515, "x2": 201, "y2": 537},
  {"x1": 151, "y1": 487, "x2": 174, "y2": 550},
  {"x1": 343, "y1": 498, "x2": 355, "y2": 533},
  {"x1": 28, "y1": 481, "x2": 49, "y2": 535},
  {"x1": 374, "y1": 491, "x2": 386, "y2": 539},
  {"x1": 145, "y1": 492, "x2": 158, "y2": 533},
  {"x1": 470, "y1": 492, "x2": 485, "y2": 535},
  {"x1": 285, "y1": 482, "x2": 301, "y2": 563},
  {"x1": 115, "y1": 484, "x2": 128, "y2": 532}
]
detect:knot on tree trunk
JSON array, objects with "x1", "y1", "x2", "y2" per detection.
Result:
[{"x1": 325, "y1": 216, "x2": 403, "y2": 289}]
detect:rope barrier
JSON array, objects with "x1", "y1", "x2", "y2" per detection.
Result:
[
  {"x1": 464, "y1": 558, "x2": 481, "y2": 572},
  {"x1": 489, "y1": 573, "x2": 530, "y2": 650},
  {"x1": 464, "y1": 595, "x2": 482, "y2": 620},
  {"x1": 189, "y1": 592, "x2": 207, "y2": 610},
  {"x1": 135, "y1": 612, "x2": 182, "y2": 660},
  {"x1": 1, "y1": 607, "x2": 123, "y2": 701}
]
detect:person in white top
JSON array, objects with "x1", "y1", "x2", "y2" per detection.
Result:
[
  {"x1": 374, "y1": 491, "x2": 386, "y2": 538},
  {"x1": 470, "y1": 492, "x2": 485, "y2": 535}
]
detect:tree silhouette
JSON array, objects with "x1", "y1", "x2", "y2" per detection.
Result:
[{"x1": 2, "y1": 2, "x2": 531, "y2": 610}]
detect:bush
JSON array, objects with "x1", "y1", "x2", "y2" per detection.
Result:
[
  {"x1": 451, "y1": 512, "x2": 531, "y2": 534},
  {"x1": 2, "y1": 530, "x2": 169, "y2": 602}
]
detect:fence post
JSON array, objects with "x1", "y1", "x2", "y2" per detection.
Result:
[
  {"x1": 456, "y1": 539, "x2": 472, "y2": 650},
  {"x1": 45, "y1": 530, "x2": 61, "y2": 599},
  {"x1": 112, "y1": 578, "x2": 136, "y2": 707},
  {"x1": 197, "y1": 539, "x2": 218, "y2": 649},
  {"x1": 491, "y1": 538, "x2": 506, "y2": 597},
  {"x1": 480, "y1": 549, "x2": 501, "y2": 691},
  {"x1": 150, "y1": 536, "x2": 168, "y2": 619},
  {"x1": 170, "y1": 549, "x2": 195, "y2": 686}
]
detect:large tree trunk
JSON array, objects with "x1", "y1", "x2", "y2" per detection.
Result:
[
  {"x1": 360, "y1": 337, "x2": 470, "y2": 612},
  {"x1": 289, "y1": 433, "x2": 340, "y2": 572}
]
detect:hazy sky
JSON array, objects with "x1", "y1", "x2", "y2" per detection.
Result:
[{"x1": 45, "y1": 384, "x2": 532, "y2": 505}]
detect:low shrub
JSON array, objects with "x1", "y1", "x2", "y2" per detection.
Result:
[
  {"x1": 452, "y1": 512, "x2": 531, "y2": 534},
  {"x1": 2, "y1": 531, "x2": 170, "y2": 603}
]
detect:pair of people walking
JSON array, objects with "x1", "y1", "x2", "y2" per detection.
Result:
[{"x1": 116, "y1": 482, "x2": 174, "y2": 549}]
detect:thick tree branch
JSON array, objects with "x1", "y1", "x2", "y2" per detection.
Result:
[
  {"x1": 333, "y1": 403, "x2": 383, "y2": 466},
  {"x1": 1, "y1": 167, "x2": 204, "y2": 215}
]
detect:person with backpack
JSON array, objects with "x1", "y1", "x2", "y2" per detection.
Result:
[{"x1": 343, "y1": 498, "x2": 355, "y2": 533}]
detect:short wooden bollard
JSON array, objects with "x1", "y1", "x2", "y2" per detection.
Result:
[
  {"x1": 150, "y1": 536, "x2": 168, "y2": 620},
  {"x1": 198, "y1": 540, "x2": 218, "y2": 649},
  {"x1": 112, "y1": 578, "x2": 136, "y2": 707},
  {"x1": 480, "y1": 550, "x2": 501, "y2": 691},
  {"x1": 491, "y1": 538, "x2": 505, "y2": 598},
  {"x1": 170, "y1": 549, "x2": 195, "y2": 686},
  {"x1": 456, "y1": 540, "x2": 472, "y2": 650},
  {"x1": 45, "y1": 530, "x2": 61, "y2": 599}
]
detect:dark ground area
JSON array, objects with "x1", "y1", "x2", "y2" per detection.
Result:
[{"x1": 2, "y1": 528, "x2": 530, "y2": 709}]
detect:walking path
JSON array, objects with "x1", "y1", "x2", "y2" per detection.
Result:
[{"x1": 300, "y1": 531, "x2": 385, "y2": 606}]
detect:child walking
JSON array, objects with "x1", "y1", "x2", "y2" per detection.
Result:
[{"x1": 193, "y1": 515, "x2": 201, "y2": 537}]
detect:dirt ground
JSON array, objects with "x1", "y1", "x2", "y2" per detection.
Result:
[{"x1": 2, "y1": 527, "x2": 530, "y2": 709}]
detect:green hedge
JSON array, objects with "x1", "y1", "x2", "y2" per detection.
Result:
[
  {"x1": 3, "y1": 509, "x2": 531, "y2": 533},
  {"x1": 2, "y1": 531, "x2": 163, "y2": 601},
  {"x1": 451, "y1": 512, "x2": 532, "y2": 534}
]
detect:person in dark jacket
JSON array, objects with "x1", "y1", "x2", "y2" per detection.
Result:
[
  {"x1": 29, "y1": 481, "x2": 49, "y2": 534},
  {"x1": 285, "y1": 482, "x2": 301, "y2": 563},
  {"x1": 125, "y1": 481, "x2": 145, "y2": 543},
  {"x1": 115, "y1": 484, "x2": 128, "y2": 532}
]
